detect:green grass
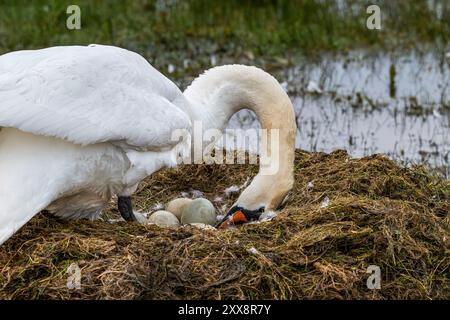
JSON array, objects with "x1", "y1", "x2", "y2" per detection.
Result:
[
  {"x1": 0, "y1": 0, "x2": 448, "y2": 57},
  {"x1": 0, "y1": 0, "x2": 448, "y2": 82}
]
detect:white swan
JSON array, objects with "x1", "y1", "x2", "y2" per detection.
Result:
[{"x1": 0, "y1": 44, "x2": 296, "y2": 244}]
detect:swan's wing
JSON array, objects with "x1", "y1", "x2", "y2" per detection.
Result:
[{"x1": 0, "y1": 45, "x2": 190, "y2": 149}]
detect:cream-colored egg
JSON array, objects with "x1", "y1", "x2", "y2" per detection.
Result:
[
  {"x1": 148, "y1": 210, "x2": 180, "y2": 227},
  {"x1": 181, "y1": 198, "x2": 216, "y2": 226},
  {"x1": 166, "y1": 198, "x2": 193, "y2": 220}
]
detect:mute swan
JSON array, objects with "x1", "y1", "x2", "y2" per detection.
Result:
[{"x1": 0, "y1": 44, "x2": 296, "y2": 244}]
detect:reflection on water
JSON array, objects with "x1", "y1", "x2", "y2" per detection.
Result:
[{"x1": 226, "y1": 50, "x2": 450, "y2": 177}]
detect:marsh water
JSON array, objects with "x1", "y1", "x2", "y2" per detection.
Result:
[{"x1": 225, "y1": 50, "x2": 450, "y2": 177}]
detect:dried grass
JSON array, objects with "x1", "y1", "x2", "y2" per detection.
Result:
[{"x1": 0, "y1": 150, "x2": 448, "y2": 299}]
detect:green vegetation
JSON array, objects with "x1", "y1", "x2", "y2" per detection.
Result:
[{"x1": 0, "y1": 1, "x2": 448, "y2": 67}]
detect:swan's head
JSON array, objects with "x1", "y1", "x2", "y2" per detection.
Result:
[
  {"x1": 216, "y1": 172, "x2": 293, "y2": 229},
  {"x1": 217, "y1": 206, "x2": 265, "y2": 229},
  {"x1": 184, "y1": 64, "x2": 297, "y2": 229}
]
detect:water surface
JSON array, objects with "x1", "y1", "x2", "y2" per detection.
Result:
[{"x1": 227, "y1": 50, "x2": 450, "y2": 177}]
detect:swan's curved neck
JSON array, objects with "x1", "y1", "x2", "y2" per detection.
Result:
[{"x1": 183, "y1": 65, "x2": 296, "y2": 210}]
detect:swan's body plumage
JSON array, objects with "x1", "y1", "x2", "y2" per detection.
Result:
[
  {"x1": 0, "y1": 44, "x2": 296, "y2": 245},
  {"x1": 0, "y1": 45, "x2": 191, "y2": 244},
  {"x1": 0, "y1": 45, "x2": 190, "y2": 148}
]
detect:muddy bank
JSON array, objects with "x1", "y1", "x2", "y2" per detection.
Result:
[{"x1": 0, "y1": 150, "x2": 448, "y2": 299}]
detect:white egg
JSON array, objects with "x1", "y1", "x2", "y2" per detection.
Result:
[
  {"x1": 166, "y1": 198, "x2": 193, "y2": 220},
  {"x1": 147, "y1": 210, "x2": 180, "y2": 228},
  {"x1": 181, "y1": 198, "x2": 216, "y2": 226}
]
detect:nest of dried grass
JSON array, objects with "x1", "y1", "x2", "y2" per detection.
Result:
[{"x1": 0, "y1": 150, "x2": 448, "y2": 299}]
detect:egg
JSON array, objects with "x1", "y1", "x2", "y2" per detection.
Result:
[
  {"x1": 148, "y1": 210, "x2": 180, "y2": 227},
  {"x1": 166, "y1": 198, "x2": 193, "y2": 220},
  {"x1": 181, "y1": 198, "x2": 216, "y2": 226}
]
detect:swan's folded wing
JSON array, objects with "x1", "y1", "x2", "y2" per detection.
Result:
[{"x1": 0, "y1": 45, "x2": 191, "y2": 149}]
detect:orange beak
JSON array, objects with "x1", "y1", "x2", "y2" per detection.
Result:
[
  {"x1": 231, "y1": 210, "x2": 248, "y2": 224},
  {"x1": 218, "y1": 210, "x2": 248, "y2": 229}
]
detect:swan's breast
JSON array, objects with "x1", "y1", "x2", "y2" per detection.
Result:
[{"x1": 1, "y1": 128, "x2": 131, "y2": 218}]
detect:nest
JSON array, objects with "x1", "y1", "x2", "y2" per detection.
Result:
[{"x1": 0, "y1": 150, "x2": 448, "y2": 299}]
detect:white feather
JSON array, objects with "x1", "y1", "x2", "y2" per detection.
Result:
[
  {"x1": 224, "y1": 185, "x2": 240, "y2": 197},
  {"x1": 0, "y1": 45, "x2": 191, "y2": 149},
  {"x1": 0, "y1": 45, "x2": 192, "y2": 244}
]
